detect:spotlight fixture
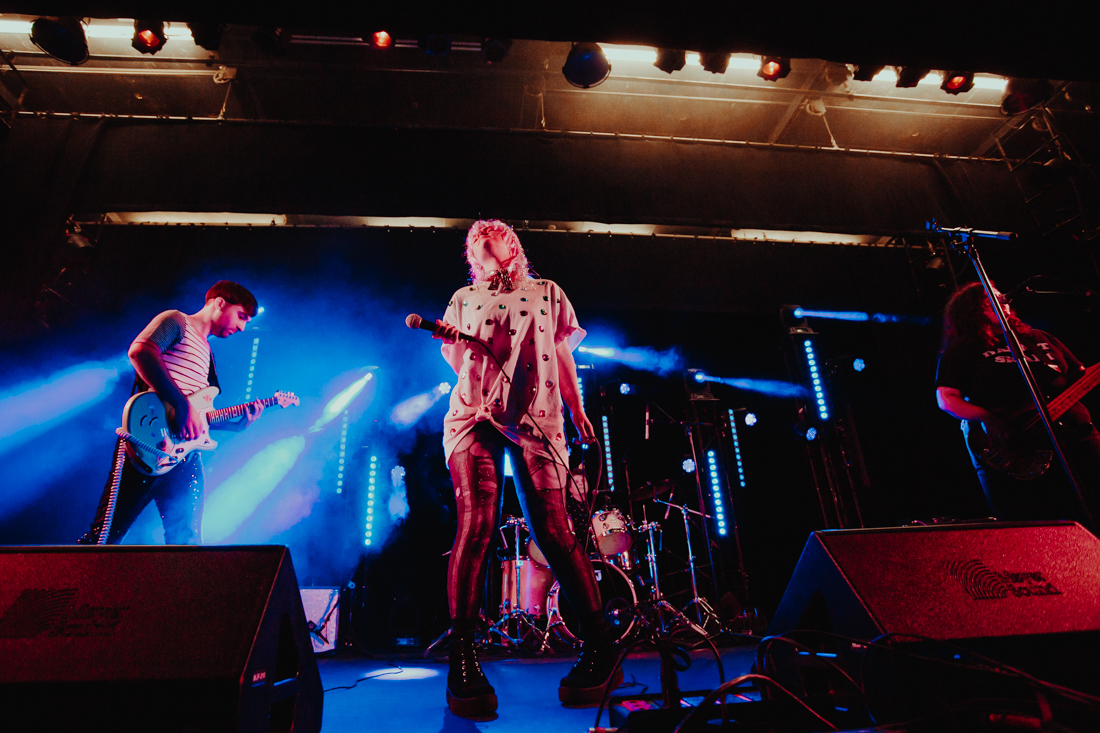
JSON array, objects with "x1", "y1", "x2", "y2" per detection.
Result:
[
  {"x1": 699, "y1": 52, "x2": 731, "y2": 74},
  {"x1": 654, "y1": 48, "x2": 686, "y2": 74},
  {"x1": 852, "y1": 358, "x2": 866, "y2": 372},
  {"x1": 1000, "y1": 78, "x2": 1054, "y2": 116},
  {"x1": 852, "y1": 64, "x2": 884, "y2": 82},
  {"x1": 794, "y1": 423, "x2": 818, "y2": 442},
  {"x1": 744, "y1": 412, "x2": 758, "y2": 426},
  {"x1": 30, "y1": 17, "x2": 89, "y2": 65},
  {"x1": 252, "y1": 26, "x2": 291, "y2": 54},
  {"x1": 131, "y1": 20, "x2": 167, "y2": 55},
  {"x1": 682, "y1": 458, "x2": 696, "y2": 473},
  {"x1": 757, "y1": 56, "x2": 791, "y2": 82},
  {"x1": 895, "y1": 66, "x2": 930, "y2": 88},
  {"x1": 562, "y1": 42, "x2": 611, "y2": 88},
  {"x1": 480, "y1": 38, "x2": 512, "y2": 64},
  {"x1": 187, "y1": 22, "x2": 224, "y2": 52},
  {"x1": 419, "y1": 34, "x2": 451, "y2": 57},
  {"x1": 371, "y1": 30, "x2": 392, "y2": 48},
  {"x1": 941, "y1": 71, "x2": 974, "y2": 95},
  {"x1": 618, "y1": 383, "x2": 637, "y2": 395}
]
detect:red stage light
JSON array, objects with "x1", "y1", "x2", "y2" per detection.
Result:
[
  {"x1": 941, "y1": 71, "x2": 975, "y2": 95},
  {"x1": 757, "y1": 56, "x2": 791, "y2": 82},
  {"x1": 131, "y1": 20, "x2": 166, "y2": 55},
  {"x1": 372, "y1": 31, "x2": 392, "y2": 48}
]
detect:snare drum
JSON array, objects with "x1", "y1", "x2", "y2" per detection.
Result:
[{"x1": 591, "y1": 509, "x2": 633, "y2": 555}]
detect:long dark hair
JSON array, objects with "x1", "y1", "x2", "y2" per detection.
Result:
[{"x1": 942, "y1": 282, "x2": 1031, "y2": 351}]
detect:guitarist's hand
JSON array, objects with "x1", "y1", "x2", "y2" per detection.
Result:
[
  {"x1": 173, "y1": 399, "x2": 205, "y2": 443},
  {"x1": 241, "y1": 401, "x2": 265, "y2": 428},
  {"x1": 982, "y1": 415, "x2": 1012, "y2": 449}
]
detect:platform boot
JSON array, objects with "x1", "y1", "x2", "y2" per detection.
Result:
[
  {"x1": 446, "y1": 620, "x2": 497, "y2": 717},
  {"x1": 558, "y1": 611, "x2": 624, "y2": 706}
]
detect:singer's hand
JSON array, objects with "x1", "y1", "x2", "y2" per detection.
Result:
[
  {"x1": 572, "y1": 411, "x2": 597, "y2": 445},
  {"x1": 434, "y1": 319, "x2": 460, "y2": 344}
]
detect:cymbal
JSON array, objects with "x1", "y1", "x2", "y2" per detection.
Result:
[{"x1": 630, "y1": 479, "x2": 676, "y2": 502}]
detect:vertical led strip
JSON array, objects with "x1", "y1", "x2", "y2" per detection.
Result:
[
  {"x1": 577, "y1": 373, "x2": 586, "y2": 410},
  {"x1": 803, "y1": 339, "x2": 829, "y2": 420},
  {"x1": 601, "y1": 415, "x2": 615, "y2": 490},
  {"x1": 727, "y1": 409, "x2": 747, "y2": 491},
  {"x1": 707, "y1": 450, "x2": 727, "y2": 536},
  {"x1": 245, "y1": 337, "x2": 260, "y2": 401},
  {"x1": 336, "y1": 412, "x2": 348, "y2": 494},
  {"x1": 364, "y1": 455, "x2": 378, "y2": 546}
]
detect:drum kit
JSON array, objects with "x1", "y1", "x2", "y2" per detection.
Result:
[{"x1": 487, "y1": 479, "x2": 723, "y2": 651}]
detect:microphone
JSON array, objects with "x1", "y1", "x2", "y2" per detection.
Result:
[
  {"x1": 644, "y1": 403, "x2": 650, "y2": 441},
  {"x1": 405, "y1": 314, "x2": 478, "y2": 343}
]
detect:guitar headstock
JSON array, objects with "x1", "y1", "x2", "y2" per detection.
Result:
[{"x1": 274, "y1": 391, "x2": 300, "y2": 408}]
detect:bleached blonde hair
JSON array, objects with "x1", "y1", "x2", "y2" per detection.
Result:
[{"x1": 464, "y1": 220, "x2": 531, "y2": 285}]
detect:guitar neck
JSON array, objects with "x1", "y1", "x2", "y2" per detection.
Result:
[
  {"x1": 1019, "y1": 361, "x2": 1100, "y2": 433},
  {"x1": 208, "y1": 396, "x2": 277, "y2": 424}
]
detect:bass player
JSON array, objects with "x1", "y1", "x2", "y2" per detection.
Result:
[{"x1": 935, "y1": 281, "x2": 1100, "y2": 522}]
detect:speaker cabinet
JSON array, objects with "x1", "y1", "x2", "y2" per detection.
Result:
[
  {"x1": 768, "y1": 521, "x2": 1100, "y2": 641},
  {"x1": 0, "y1": 545, "x2": 322, "y2": 733},
  {"x1": 765, "y1": 521, "x2": 1100, "y2": 722}
]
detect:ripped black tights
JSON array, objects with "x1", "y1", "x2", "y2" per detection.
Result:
[{"x1": 447, "y1": 422, "x2": 600, "y2": 628}]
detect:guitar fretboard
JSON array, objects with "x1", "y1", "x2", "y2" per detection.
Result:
[
  {"x1": 208, "y1": 396, "x2": 280, "y2": 424},
  {"x1": 1020, "y1": 362, "x2": 1100, "y2": 433}
]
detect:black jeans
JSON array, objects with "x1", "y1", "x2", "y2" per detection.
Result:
[
  {"x1": 78, "y1": 439, "x2": 205, "y2": 545},
  {"x1": 447, "y1": 422, "x2": 600, "y2": 627}
]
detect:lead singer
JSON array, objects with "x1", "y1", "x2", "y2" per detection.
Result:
[{"x1": 433, "y1": 220, "x2": 622, "y2": 717}]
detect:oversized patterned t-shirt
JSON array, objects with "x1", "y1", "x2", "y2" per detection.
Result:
[{"x1": 440, "y1": 278, "x2": 585, "y2": 462}]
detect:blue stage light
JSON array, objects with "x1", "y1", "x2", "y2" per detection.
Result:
[
  {"x1": 744, "y1": 412, "x2": 758, "y2": 426},
  {"x1": 365, "y1": 455, "x2": 378, "y2": 546},
  {"x1": 682, "y1": 458, "x2": 696, "y2": 473},
  {"x1": 619, "y1": 383, "x2": 636, "y2": 395},
  {"x1": 806, "y1": 427, "x2": 818, "y2": 441},
  {"x1": 853, "y1": 358, "x2": 866, "y2": 372},
  {"x1": 803, "y1": 340, "x2": 829, "y2": 421},
  {"x1": 601, "y1": 415, "x2": 615, "y2": 490},
  {"x1": 706, "y1": 450, "x2": 728, "y2": 536}
]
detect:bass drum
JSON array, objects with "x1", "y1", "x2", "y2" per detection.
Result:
[{"x1": 546, "y1": 559, "x2": 636, "y2": 644}]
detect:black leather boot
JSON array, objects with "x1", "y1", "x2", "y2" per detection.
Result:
[
  {"x1": 447, "y1": 630, "x2": 497, "y2": 717},
  {"x1": 558, "y1": 629, "x2": 624, "y2": 707}
]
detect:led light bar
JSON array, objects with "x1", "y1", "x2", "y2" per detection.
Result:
[
  {"x1": 601, "y1": 415, "x2": 615, "y2": 490},
  {"x1": 364, "y1": 454, "x2": 378, "y2": 546},
  {"x1": 804, "y1": 339, "x2": 829, "y2": 420},
  {"x1": 337, "y1": 412, "x2": 348, "y2": 494},
  {"x1": 707, "y1": 450, "x2": 727, "y2": 537}
]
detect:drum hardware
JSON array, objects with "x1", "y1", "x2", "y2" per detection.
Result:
[
  {"x1": 628, "y1": 478, "x2": 676, "y2": 503},
  {"x1": 487, "y1": 516, "x2": 548, "y2": 649},
  {"x1": 654, "y1": 498, "x2": 723, "y2": 635}
]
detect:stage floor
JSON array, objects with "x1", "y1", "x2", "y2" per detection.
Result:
[{"x1": 316, "y1": 643, "x2": 757, "y2": 732}]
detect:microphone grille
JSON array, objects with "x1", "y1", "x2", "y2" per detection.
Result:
[{"x1": 405, "y1": 313, "x2": 422, "y2": 329}]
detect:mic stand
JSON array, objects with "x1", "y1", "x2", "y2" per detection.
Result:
[
  {"x1": 931, "y1": 220, "x2": 1096, "y2": 532},
  {"x1": 655, "y1": 498, "x2": 722, "y2": 635}
]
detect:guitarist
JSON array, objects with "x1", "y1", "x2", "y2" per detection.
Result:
[
  {"x1": 935, "y1": 282, "x2": 1100, "y2": 522},
  {"x1": 78, "y1": 281, "x2": 264, "y2": 545}
]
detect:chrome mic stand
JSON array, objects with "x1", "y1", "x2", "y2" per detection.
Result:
[{"x1": 655, "y1": 498, "x2": 723, "y2": 635}]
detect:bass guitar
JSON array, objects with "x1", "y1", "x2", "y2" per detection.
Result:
[
  {"x1": 966, "y1": 361, "x2": 1100, "y2": 479},
  {"x1": 117, "y1": 386, "x2": 299, "y2": 476}
]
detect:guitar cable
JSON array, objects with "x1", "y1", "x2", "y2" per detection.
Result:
[{"x1": 97, "y1": 437, "x2": 127, "y2": 545}]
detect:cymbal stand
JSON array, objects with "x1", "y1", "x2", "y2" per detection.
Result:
[
  {"x1": 487, "y1": 516, "x2": 547, "y2": 648},
  {"x1": 655, "y1": 498, "x2": 723, "y2": 635},
  {"x1": 628, "y1": 513, "x2": 711, "y2": 644}
]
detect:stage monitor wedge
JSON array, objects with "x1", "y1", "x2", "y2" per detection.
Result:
[
  {"x1": 769, "y1": 520, "x2": 1100, "y2": 641},
  {"x1": 0, "y1": 545, "x2": 322, "y2": 733}
]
